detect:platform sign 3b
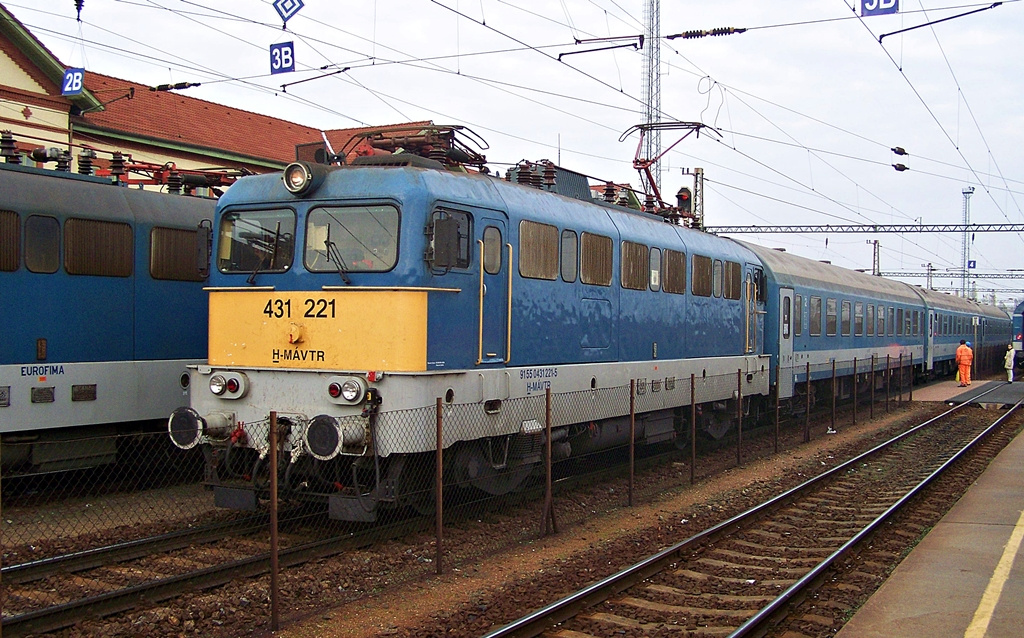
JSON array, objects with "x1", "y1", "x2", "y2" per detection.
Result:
[
  {"x1": 270, "y1": 42, "x2": 295, "y2": 74},
  {"x1": 862, "y1": 0, "x2": 899, "y2": 16}
]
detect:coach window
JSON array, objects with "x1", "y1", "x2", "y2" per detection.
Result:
[
  {"x1": 663, "y1": 249, "x2": 686, "y2": 294},
  {"x1": 620, "y1": 240, "x2": 648, "y2": 290},
  {"x1": 909, "y1": 310, "x2": 916, "y2": 336},
  {"x1": 66, "y1": 218, "x2": 132, "y2": 276},
  {"x1": 896, "y1": 308, "x2": 903, "y2": 335},
  {"x1": 712, "y1": 260, "x2": 723, "y2": 297},
  {"x1": 794, "y1": 294, "x2": 803, "y2": 336},
  {"x1": 854, "y1": 302, "x2": 864, "y2": 336},
  {"x1": 649, "y1": 247, "x2": 661, "y2": 291},
  {"x1": 867, "y1": 304, "x2": 875, "y2": 336},
  {"x1": 782, "y1": 296, "x2": 791, "y2": 338},
  {"x1": 519, "y1": 220, "x2": 558, "y2": 280},
  {"x1": 826, "y1": 298, "x2": 838, "y2": 336},
  {"x1": 724, "y1": 261, "x2": 742, "y2": 300},
  {"x1": 219, "y1": 208, "x2": 295, "y2": 274},
  {"x1": 0, "y1": 210, "x2": 19, "y2": 271},
  {"x1": 888, "y1": 307, "x2": 895, "y2": 336},
  {"x1": 25, "y1": 214, "x2": 59, "y2": 274},
  {"x1": 841, "y1": 301, "x2": 851, "y2": 336},
  {"x1": 809, "y1": 296, "x2": 822, "y2": 336},
  {"x1": 692, "y1": 254, "x2": 712, "y2": 297},
  {"x1": 560, "y1": 229, "x2": 577, "y2": 282},
  {"x1": 151, "y1": 227, "x2": 204, "y2": 281},
  {"x1": 580, "y1": 232, "x2": 612, "y2": 286}
]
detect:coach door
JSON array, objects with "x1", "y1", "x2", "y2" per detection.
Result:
[
  {"x1": 778, "y1": 288, "x2": 795, "y2": 397},
  {"x1": 477, "y1": 215, "x2": 509, "y2": 365}
]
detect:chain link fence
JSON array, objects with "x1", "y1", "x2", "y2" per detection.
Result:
[{"x1": 0, "y1": 355, "x2": 983, "y2": 633}]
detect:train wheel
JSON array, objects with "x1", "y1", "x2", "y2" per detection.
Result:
[
  {"x1": 451, "y1": 442, "x2": 533, "y2": 496},
  {"x1": 700, "y1": 410, "x2": 733, "y2": 440}
]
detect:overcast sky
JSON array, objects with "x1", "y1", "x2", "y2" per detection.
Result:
[{"x1": 11, "y1": 0, "x2": 1024, "y2": 304}]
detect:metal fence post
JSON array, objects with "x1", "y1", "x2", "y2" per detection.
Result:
[
  {"x1": 830, "y1": 360, "x2": 836, "y2": 433},
  {"x1": 690, "y1": 374, "x2": 696, "y2": 485},
  {"x1": 736, "y1": 369, "x2": 743, "y2": 466},
  {"x1": 269, "y1": 411, "x2": 280, "y2": 633},
  {"x1": 804, "y1": 362, "x2": 811, "y2": 443},
  {"x1": 870, "y1": 354, "x2": 876, "y2": 420},
  {"x1": 774, "y1": 364, "x2": 780, "y2": 454},
  {"x1": 898, "y1": 353, "x2": 904, "y2": 404},
  {"x1": 543, "y1": 388, "x2": 557, "y2": 535},
  {"x1": 853, "y1": 357, "x2": 858, "y2": 426},
  {"x1": 629, "y1": 379, "x2": 635, "y2": 508},
  {"x1": 909, "y1": 352, "x2": 914, "y2": 402},
  {"x1": 435, "y1": 398, "x2": 443, "y2": 574},
  {"x1": 885, "y1": 354, "x2": 891, "y2": 413}
]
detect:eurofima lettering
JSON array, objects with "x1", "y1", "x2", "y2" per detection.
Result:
[
  {"x1": 272, "y1": 349, "x2": 326, "y2": 364},
  {"x1": 21, "y1": 365, "x2": 65, "y2": 376}
]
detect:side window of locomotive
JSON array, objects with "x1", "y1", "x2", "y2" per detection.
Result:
[
  {"x1": 482, "y1": 226, "x2": 502, "y2": 275},
  {"x1": 826, "y1": 298, "x2": 838, "y2": 336},
  {"x1": 620, "y1": 240, "x2": 648, "y2": 291},
  {"x1": 867, "y1": 304, "x2": 875, "y2": 336},
  {"x1": 723, "y1": 261, "x2": 741, "y2": 300},
  {"x1": 888, "y1": 307, "x2": 895, "y2": 336},
  {"x1": 782, "y1": 296, "x2": 791, "y2": 339},
  {"x1": 712, "y1": 259, "x2": 723, "y2": 298},
  {"x1": 662, "y1": 249, "x2": 686, "y2": 294},
  {"x1": 218, "y1": 208, "x2": 295, "y2": 273},
  {"x1": 519, "y1": 220, "x2": 558, "y2": 280},
  {"x1": 854, "y1": 302, "x2": 864, "y2": 336},
  {"x1": 841, "y1": 301, "x2": 851, "y2": 336},
  {"x1": 25, "y1": 214, "x2": 60, "y2": 274},
  {"x1": 580, "y1": 232, "x2": 612, "y2": 286},
  {"x1": 809, "y1": 296, "x2": 822, "y2": 336},
  {"x1": 560, "y1": 229, "x2": 577, "y2": 283},
  {"x1": 649, "y1": 247, "x2": 661, "y2": 292},
  {"x1": 794, "y1": 294, "x2": 803, "y2": 336},
  {"x1": 1, "y1": 210, "x2": 19, "y2": 271},
  {"x1": 151, "y1": 227, "x2": 205, "y2": 281},
  {"x1": 425, "y1": 208, "x2": 470, "y2": 270},
  {"x1": 306, "y1": 204, "x2": 399, "y2": 272},
  {"x1": 65, "y1": 218, "x2": 132, "y2": 277},
  {"x1": 691, "y1": 254, "x2": 712, "y2": 297}
]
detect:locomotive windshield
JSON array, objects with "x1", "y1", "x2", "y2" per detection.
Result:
[
  {"x1": 304, "y1": 204, "x2": 399, "y2": 272},
  {"x1": 217, "y1": 208, "x2": 295, "y2": 274}
]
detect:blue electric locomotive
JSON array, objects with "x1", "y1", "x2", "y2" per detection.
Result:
[{"x1": 1, "y1": 160, "x2": 214, "y2": 473}]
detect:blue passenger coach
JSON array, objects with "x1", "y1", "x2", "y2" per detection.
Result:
[{"x1": 1, "y1": 162, "x2": 214, "y2": 473}]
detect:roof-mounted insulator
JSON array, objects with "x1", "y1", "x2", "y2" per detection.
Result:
[
  {"x1": 617, "y1": 190, "x2": 630, "y2": 207},
  {"x1": 78, "y1": 148, "x2": 96, "y2": 175},
  {"x1": 109, "y1": 151, "x2": 126, "y2": 182},
  {"x1": 426, "y1": 146, "x2": 446, "y2": 165},
  {"x1": 1, "y1": 131, "x2": 21, "y2": 164},
  {"x1": 542, "y1": 161, "x2": 556, "y2": 190},
  {"x1": 644, "y1": 193, "x2": 656, "y2": 212},
  {"x1": 603, "y1": 181, "x2": 617, "y2": 203},
  {"x1": 56, "y1": 150, "x2": 72, "y2": 172},
  {"x1": 516, "y1": 161, "x2": 534, "y2": 186},
  {"x1": 167, "y1": 170, "x2": 183, "y2": 194}
]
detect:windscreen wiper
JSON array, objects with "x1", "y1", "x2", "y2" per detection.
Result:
[
  {"x1": 324, "y1": 224, "x2": 351, "y2": 285},
  {"x1": 247, "y1": 221, "x2": 281, "y2": 285}
]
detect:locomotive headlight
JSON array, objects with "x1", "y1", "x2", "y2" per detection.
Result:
[
  {"x1": 325, "y1": 375, "x2": 367, "y2": 405},
  {"x1": 209, "y1": 374, "x2": 227, "y2": 395},
  {"x1": 340, "y1": 380, "x2": 362, "y2": 402},
  {"x1": 283, "y1": 161, "x2": 328, "y2": 196}
]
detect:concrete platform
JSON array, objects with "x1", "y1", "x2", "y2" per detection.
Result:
[{"x1": 836, "y1": 392, "x2": 1024, "y2": 638}]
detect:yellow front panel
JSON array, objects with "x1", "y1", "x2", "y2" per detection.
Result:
[{"x1": 209, "y1": 290, "x2": 428, "y2": 371}]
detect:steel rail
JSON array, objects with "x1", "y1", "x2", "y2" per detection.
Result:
[{"x1": 482, "y1": 383, "x2": 1007, "y2": 638}]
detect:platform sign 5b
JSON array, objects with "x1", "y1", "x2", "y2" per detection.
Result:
[
  {"x1": 270, "y1": 42, "x2": 295, "y2": 74},
  {"x1": 862, "y1": 0, "x2": 899, "y2": 16}
]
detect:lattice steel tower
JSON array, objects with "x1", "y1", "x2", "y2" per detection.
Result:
[
  {"x1": 961, "y1": 186, "x2": 974, "y2": 298},
  {"x1": 642, "y1": 0, "x2": 661, "y2": 193}
]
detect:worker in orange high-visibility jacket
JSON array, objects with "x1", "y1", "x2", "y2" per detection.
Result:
[{"x1": 956, "y1": 339, "x2": 974, "y2": 387}]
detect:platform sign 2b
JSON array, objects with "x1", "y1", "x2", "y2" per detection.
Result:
[
  {"x1": 862, "y1": 0, "x2": 899, "y2": 16},
  {"x1": 61, "y1": 68, "x2": 85, "y2": 96},
  {"x1": 270, "y1": 42, "x2": 295, "y2": 75}
]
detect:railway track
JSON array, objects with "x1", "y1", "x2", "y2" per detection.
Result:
[{"x1": 485, "y1": 385, "x2": 1024, "y2": 638}]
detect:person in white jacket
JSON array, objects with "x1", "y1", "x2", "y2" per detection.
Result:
[{"x1": 1005, "y1": 344, "x2": 1015, "y2": 383}]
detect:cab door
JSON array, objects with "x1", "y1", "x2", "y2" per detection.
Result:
[
  {"x1": 778, "y1": 288, "x2": 795, "y2": 397},
  {"x1": 477, "y1": 215, "x2": 509, "y2": 365}
]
